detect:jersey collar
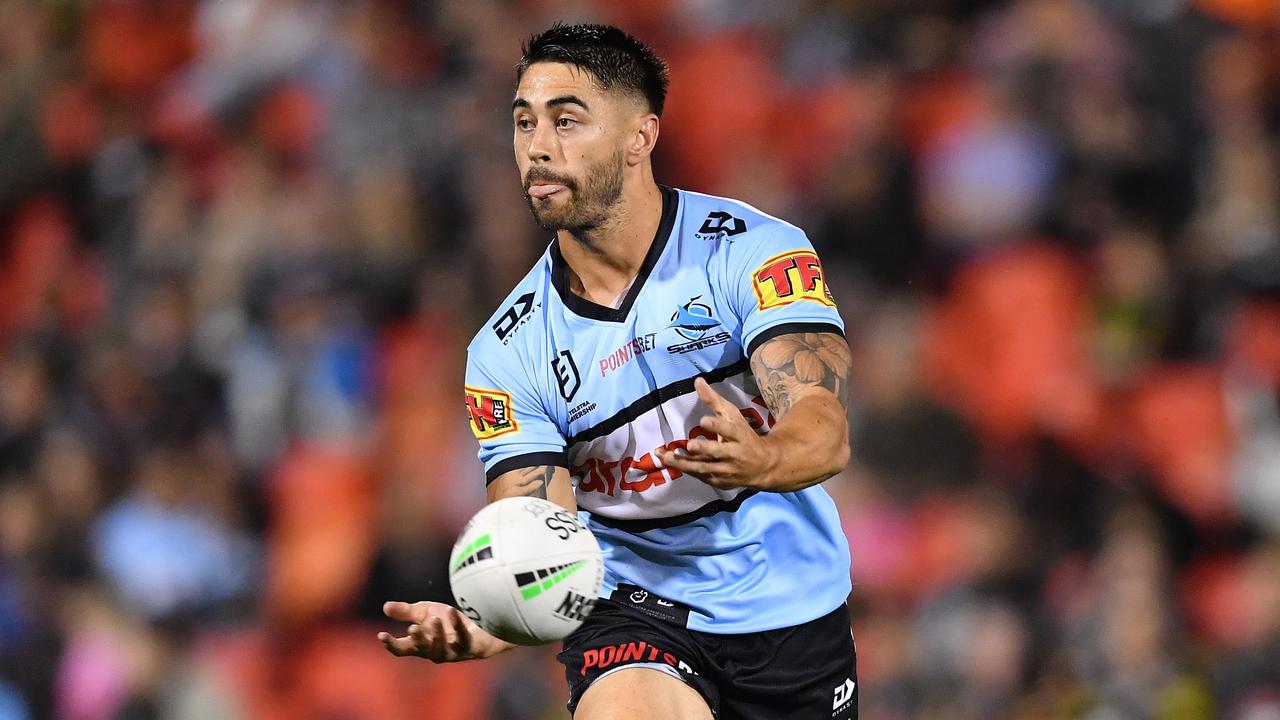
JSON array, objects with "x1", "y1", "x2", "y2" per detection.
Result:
[{"x1": 549, "y1": 185, "x2": 678, "y2": 323}]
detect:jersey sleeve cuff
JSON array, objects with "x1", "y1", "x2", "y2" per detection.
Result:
[
  {"x1": 485, "y1": 451, "x2": 569, "y2": 485},
  {"x1": 745, "y1": 321, "x2": 846, "y2": 359}
]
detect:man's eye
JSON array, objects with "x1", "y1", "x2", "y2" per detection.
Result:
[
  {"x1": 557, "y1": 117, "x2": 576, "y2": 128},
  {"x1": 516, "y1": 118, "x2": 532, "y2": 130}
]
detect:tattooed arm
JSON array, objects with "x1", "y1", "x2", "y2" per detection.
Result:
[
  {"x1": 750, "y1": 332, "x2": 851, "y2": 417},
  {"x1": 746, "y1": 331, "x2": 851, "y2": 490},
  {"x1": 658, "y1": 331, "x2": 851, "y2": 492},
  {"x1": 486, "y1": 464, "x2": 576, "y2": 511}
]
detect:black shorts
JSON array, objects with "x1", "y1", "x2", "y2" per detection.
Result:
[{"x1": 557, "y1": 584, "x2": 858, "y2": 719}]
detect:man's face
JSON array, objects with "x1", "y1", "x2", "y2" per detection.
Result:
[{"x1": 513, "y1": 62, "x2": 632, "y2": 233}]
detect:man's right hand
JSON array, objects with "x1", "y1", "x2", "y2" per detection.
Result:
[{"x1": 377, "y1": 601, "x2": 515, "y2": 662}]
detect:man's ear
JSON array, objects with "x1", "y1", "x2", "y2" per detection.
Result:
[{"x1": 627, "y1": 113, "x2": 660, "y2": 166}]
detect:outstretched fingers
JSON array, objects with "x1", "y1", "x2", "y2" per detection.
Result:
[
  {"x1": 378, "y1": 631, "x2": 420, "y2": 657},
  {"x1": 447, "y1": 611, "x2": 470, "y2": 655},
  {"x1": 383, "y1": 601, "x2": 426, "y2": 623}
]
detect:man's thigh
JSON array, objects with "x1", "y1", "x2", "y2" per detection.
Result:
[{"x1": 575, "y1": 667, "x2": 713, "y2": 720}]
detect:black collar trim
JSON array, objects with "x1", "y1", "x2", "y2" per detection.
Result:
[{"x1": 549, "y1": 185, "x2": 678, "y2": 322}]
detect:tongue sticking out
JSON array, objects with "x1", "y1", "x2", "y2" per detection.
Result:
[{"x1": 528, "y1": 184, "x2": 566, "y2": 200}]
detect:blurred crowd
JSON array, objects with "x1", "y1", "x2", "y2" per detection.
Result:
[{"x1": 0, "y1": 0, "x2": 1278, "y2": 718}]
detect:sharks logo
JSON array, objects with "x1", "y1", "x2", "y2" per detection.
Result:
[
  {"x1": 667, "y1": 297, "x2": 731, "y2": 354},
  {"x1": 669, "y1": 297, "x2": 721, "y2": 341}
]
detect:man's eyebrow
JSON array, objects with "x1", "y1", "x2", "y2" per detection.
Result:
[
  {"x1": 547, "y1": 95, "x2": 589, "y2": 111},
  {"x1": 511, "y1": 95, "x2": 590, "y2": 112}
]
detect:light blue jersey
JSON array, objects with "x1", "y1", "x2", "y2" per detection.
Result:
[{"x1": 464, "y1": 186, "x2": 851, "y2": 634}]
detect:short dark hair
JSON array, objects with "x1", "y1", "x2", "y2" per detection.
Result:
[{"x1": 517, "y1": 23, "x2": 669, "y2": 116}]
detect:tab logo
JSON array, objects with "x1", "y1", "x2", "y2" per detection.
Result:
[
  {"x1": 752, "y1": 250, "x2": 836, "y2": 311},
  {"x1": 464, "y1": 386, "x2": 519, "y2": 440}
]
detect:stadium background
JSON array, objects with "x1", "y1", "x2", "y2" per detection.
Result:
[{"x1": 0, "y1": 0, "x2": 1278, "y2": 718}]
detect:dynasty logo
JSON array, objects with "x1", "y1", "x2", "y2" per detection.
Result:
[
  {"x1": 492, "y1": 292, "x2": 538, "y2": 344},
  {"x1": 695, "y1": 210, "x2": 747, "y2": 239}
]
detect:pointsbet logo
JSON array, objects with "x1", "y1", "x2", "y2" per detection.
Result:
[
  {"x1": 580, "y1": 640, "x2": 698, "y2": 677},
  {"x1": 752, "y1": 250, "x2": 836, "y2": 311},
  {"x1": 465, "y1": 386, "x2": 519, "y2": 440}
]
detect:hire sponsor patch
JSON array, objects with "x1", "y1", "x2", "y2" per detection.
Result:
[{"x1": 465, "y1": 386, "x2": 519, "y2": 440}]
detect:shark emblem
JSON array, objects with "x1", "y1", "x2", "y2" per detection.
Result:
[{"x1": 669, "y1": 297, "x2": 721, "y2": 341}]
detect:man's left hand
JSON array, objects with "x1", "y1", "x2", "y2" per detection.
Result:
[{"x1": 655, "y1": 377, "x2": 780, "y2": 490}]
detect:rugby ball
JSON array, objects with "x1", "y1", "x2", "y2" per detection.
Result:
[{"x1": 449, "y1": 497, "x2": 604, "y2": 645}]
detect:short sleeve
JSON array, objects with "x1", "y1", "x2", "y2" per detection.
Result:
[
  {"x1": 725, "y1": 224, "x2": 846, "y2": 357},
  {"x1": 465, "y1": 351, "x2": 567, "y2": 484}
]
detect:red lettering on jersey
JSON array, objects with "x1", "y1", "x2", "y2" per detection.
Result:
[
  {"x1": 796, "y1": 255, "x2": 823, "y2": 292},
  {"x1": 755, "y1": 258, "x2": 795, "y2": 296},
  {"x1": 751, "y1": 250, "x2": 837, "y2": 311},
  {"x1": 576, "y1": 458, "x2": 621, "y2": 496},
  {"x1": 619, "y1": 452, "x2": 666, "y2": 493},
  {"x1": 573, "y1": 398, "x2": 780, "y2": 497}
]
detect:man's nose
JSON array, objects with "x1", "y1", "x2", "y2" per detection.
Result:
[{"x1": 527, "y1": 121, "x2": 554, "y2": 163}]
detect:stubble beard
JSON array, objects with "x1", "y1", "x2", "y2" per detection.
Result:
[{"x1": 523, "y1": 149, "x2": 625, "y2": 236}]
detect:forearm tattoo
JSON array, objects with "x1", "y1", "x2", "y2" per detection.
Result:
[
  {"x1": 749, "y1": 332, "x2": 852, "y2": 417},
  {"x1": 508, "y1": 465, "x2": 554, "y2": 499}
]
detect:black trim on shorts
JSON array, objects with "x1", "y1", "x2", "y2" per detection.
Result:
[
  {"x1": 484, "y1": 451, "x2": 568, "y2": 485},
  {"x1": 744, "y1": 321, "x2": 846, "y2": 359},
  {"x1": 550, "y1": 185, "x2": 678, "y2": 323},
  {"x1": 587, "y1": 490, "x2": 759, "y2": 533},
  {"x1": 566, "y1": 358, "x2": 750, "y2": 446}
]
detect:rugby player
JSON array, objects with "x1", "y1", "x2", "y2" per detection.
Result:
[{"x1": 379, "y1": 23, "x2": 858, "y2": 720}]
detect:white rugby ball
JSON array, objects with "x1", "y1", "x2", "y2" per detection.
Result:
[{"x1": 449, "y1": 497, "x2": 604, "y2": 645}]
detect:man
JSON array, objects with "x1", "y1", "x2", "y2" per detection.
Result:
[{"x1": 378, "y1": 23, "x2": 857, "y2": 720}]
